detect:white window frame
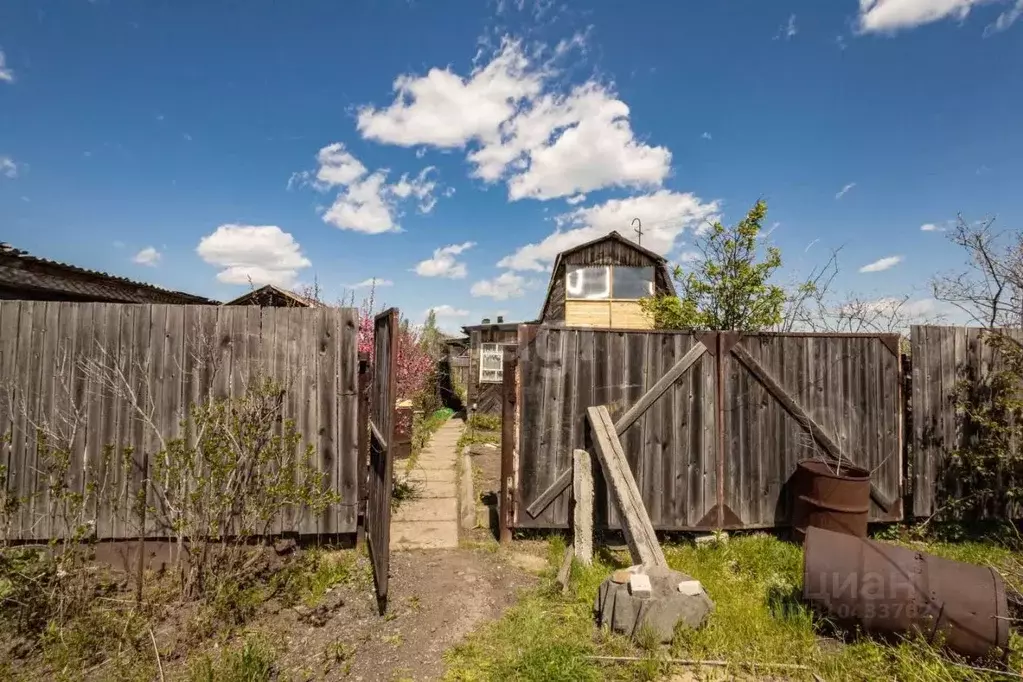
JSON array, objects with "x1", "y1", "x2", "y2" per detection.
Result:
[{"x1": 479, "y1": 343, "x2": 504, "y2": 384}]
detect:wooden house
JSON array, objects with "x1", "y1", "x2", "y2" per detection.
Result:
[
  {"x1": 461, "y1": 316, "x2": 524, "y2": 415},
  {"x1": 538, "y1": 230, "x2": 676, "y2": 330},
  {"x1": 222, "y1": 284, "x2": 323, "y2": 308},
  {"x1": 0, "y1": 243, "x2": 216, "y2": 304}
]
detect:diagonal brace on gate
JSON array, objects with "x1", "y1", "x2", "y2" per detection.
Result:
[
  {"x1": 729, "y1": 343, "x2": 894, "y2": 513},
  {"x1": 525, "y1": 341, "x2": 709, "y2": 519}
]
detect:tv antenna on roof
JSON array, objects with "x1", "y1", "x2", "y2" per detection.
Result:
[{"x1": 632, "y1": 218, "x2": 643, "y2": 246}]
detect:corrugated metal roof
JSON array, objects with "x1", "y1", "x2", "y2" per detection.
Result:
[{"x1": 0, "y1": 243, "x2": 218, "y2": 304}]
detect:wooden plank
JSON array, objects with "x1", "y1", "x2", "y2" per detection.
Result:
[
  {"x1": 609, "y1": 300, "x2": 654, "y2": 330},
  {"x1": 612, "y1": 342, "x2": 707, "y2": 436},
  {"x1": 298, "y1": 309, "x2": 317, "y2": 535},
  {"x1": 337, "y1": 308, "x2": 358, "y2": 533},
  {"x1": 318, "y1": 308, "x2": 338, "y2": 534},
  {"x1": 526, "y1": 468, "x2": 571, "y2": 519},
  {"x1": 11, "y1": 302, "x2": 34, "y2": 538},
  {"x1": 565, "y1": 300, "x2": 611, "y2": 328},
  {"x1": 94, "y1": 304, "x2": 123, "y2": 539},
  {"x1": 730, "y1": 343, "x2": 893, "y2": 512},
  {"x1": 587, "y1": 405, "x2": 666, "y2": 568},
  {"x1": 0, "y1": 303, "x2": 20, "y2": 536},
  {"x1": 500, "y1": 344, "x2": 518, "y2": 543},
  {"x1": 33, "y1": 302, "x2": 60, "y2": 540}
]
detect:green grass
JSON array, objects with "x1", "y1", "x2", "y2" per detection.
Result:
[
  {"x1": 466, "y1": 413, "x2": 502, "y2": 432},
  {"x1": 187, "y1": 635, "x2": 278, "y2": 682},
  {"x1": 270, "y1": 548, "x2": 364, "y2": 607},
  {"x1": 444, "y1": 531, "x2": 1022, "y2": 682}
]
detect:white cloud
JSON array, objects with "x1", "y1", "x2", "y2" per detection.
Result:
[
  {"x1": 357, "y1": 36, "x2": 672, "y2": 202},
  {"x1": 775, "y1": 14, "x2": 798, "y2": 39},
  {"x1": 678, "y1": 250, "x2": 701, "y2": 263},
  {"x1": 197, "y1": 224, "x2": 312, "y2": 287},
  {"x1": 293, "y1": 142, "x2": 441, "y2": 234},
  {"x1": 357, "y1": 38, "x2": 543, "y2": 148},
  {"x1": 427, "y1": 304, "x2": 471, "y2": 318},
  {"x1": 856, "y1": 0, "x2": 1021, "y2": 34},
  {"x1": 859, "y1": 255, "x2": 904, "y2": 273},
  {"x1": 986, "y1": 0, "x2": 1023, "y2": 33},
  {"x1": 478, "y1": 82, "x2": 672, "y2": 200},
  {"x1": 312, "y1": 142, "x2": 367, "y2": 188},
  {"x1": 701, "y1": 132, "x2": 712, "y2": 140},
  {"x1": 566, "y1": 193, "x2": 587, "y2": 205},
  {"x1": 414, "y1": 241, "x2": 476, "y2": 278},
  {"x1": 349, "y1": 278, "x2": 394, "y2": 289},
  {"x1": 390, "y1": 167, "x2": 439, "y2": 213},
  {"x1": 133, "y1": 247, "x2": 161, "y2": 267},
  {"x1": 498, "y1": 190, "x2": 719, "y2": 271},
  {"x1": 0, "y1": 49, "x2": 14, "y2": 84},
  {"x1": 835, "y1": 182, "x2": 856, "y2": 199},
  {"x1": 471, "y1": 271, "x2": 527, "y2": 300},
  {"x1": 920, "y1": 222, "x2": 943, "y2": 232},
  {"x1": 0, "y1": 156, "x2": 17, "y2": 178}
]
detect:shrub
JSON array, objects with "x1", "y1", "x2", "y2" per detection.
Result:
[{"x1": 145, "y1": 377, "x2": 340, "y2": 601}]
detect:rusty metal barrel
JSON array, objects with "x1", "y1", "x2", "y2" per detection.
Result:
[
  {"x1": 792, "y1": 459, "x2": 870, "y2": 542},
  {"x1": 803, "y1": 526, "x2": 1010, "y2": 661}
]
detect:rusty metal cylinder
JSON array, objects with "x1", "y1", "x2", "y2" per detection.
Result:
[
  {"x1": 803, "y1": 526, "x2": 1010, "y2": 661},
  {"x1": 792, "y1": 459, "x2": 870, "y2": 542}
]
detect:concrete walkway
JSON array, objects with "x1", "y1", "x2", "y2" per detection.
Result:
[{"x1": 390, "y1": 418, "x2": 462, "y2": 550}]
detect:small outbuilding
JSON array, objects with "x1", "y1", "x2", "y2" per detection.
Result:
[
  {"x1": 461, "y1": 316, "x2": 525, "y2": 415},
  {"x1": 538, "y1": 230, "x2": 676, "y2": 330},
  {"x1": 222, "y1": 284, "x2": 324, "y2": 308}
]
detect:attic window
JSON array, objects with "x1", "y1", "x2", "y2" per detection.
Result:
[
  {"x1": 566, "y1": 265, "x2": 654, "y2": 300},
  {"x1": 566, "y1": 265, "x2": 611, "y2": 300},
  {"x1": 612, "y1": 266, "x2": 655, "y2": 299}
]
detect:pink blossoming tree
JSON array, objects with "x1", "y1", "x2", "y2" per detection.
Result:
[{"x1": 356, "y1": 285, "x2": 435, "y2": 403}]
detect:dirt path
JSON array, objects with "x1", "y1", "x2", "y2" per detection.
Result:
[{"x1": 268, "y1": 547, "x2": 543, "y2": 681}]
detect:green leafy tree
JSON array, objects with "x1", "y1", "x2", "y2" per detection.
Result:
[
  {"x1": 641, "y1": 200, "x2": 787, "y2": 331},
  {"x1": 420, "y1": 309, "x2": 444, "y2": 360}
]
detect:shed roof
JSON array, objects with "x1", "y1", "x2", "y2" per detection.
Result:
[
  {"x1": 0, "y1": 243, "x2": 218, "y2": 304},
  {"x1": 222, "y1": 284, "x2": 325, "y2": 308}
]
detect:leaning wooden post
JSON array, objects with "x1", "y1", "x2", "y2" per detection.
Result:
[
  {"x1": 572, "y1": 449, "x2": 593, "y2": 565},
  {"x1": 500, "y1": 344, "x2": 518, "y2": 545}
]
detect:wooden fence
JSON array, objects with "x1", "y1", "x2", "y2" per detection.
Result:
[
  {"x1": 0, "y1": 301, "x2": 360, "y2": 540},
  {"x1": 510, "y1": 325, "x2": 903, "y2": 531},
  {"x1": 910, "y1": 325, "x2": 1023, "y2": 519}
]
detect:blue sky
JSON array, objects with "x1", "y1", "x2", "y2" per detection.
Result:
[{"x1": 1, "y1": 0, "x2": 1021, "y2": 332}]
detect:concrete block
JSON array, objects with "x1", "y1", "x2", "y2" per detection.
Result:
[
  {"x1": 572, "y1": 449, "x2": 594, "y2": 565},
  {"x1": 677, "y1": 580, "x2": 705, "y2": 596},
  {"x1": 595, "y1": 565, "x2": 714, "y2": 643},
  {"x1": 628, "y1": 573, "x2": 652, "y2": 597}
]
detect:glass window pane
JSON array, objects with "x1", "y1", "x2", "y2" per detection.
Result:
[
  {"x1": 612, "y1": 266, "x2": 655, "y2": 299},
  {"x1": 565, "y1": 265, "x2": 611, "y2": 300}
]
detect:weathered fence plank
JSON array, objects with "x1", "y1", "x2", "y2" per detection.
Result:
[{"x1": 0, "y1": 302, "x2": 360, "y2": 541}]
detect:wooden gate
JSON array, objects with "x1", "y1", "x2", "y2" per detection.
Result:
[
  {"x1": 513, "y1": 327, "x2": 903, "y2": 531},
  {"x1": 717, "y1": 333, "x2": 902, "y2": 528},
  {"x1": 366, "y1": 308, "x2": 398, "y2": 612}
]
